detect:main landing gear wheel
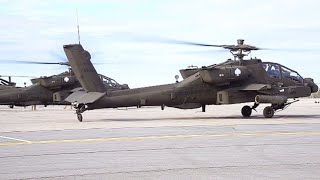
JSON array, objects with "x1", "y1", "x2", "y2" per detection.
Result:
[
  {"x1": 263, "y1": 106, "x2": 274, "y2": 118},
  {"x1": 77, "y1": 113, "x2": 83, "y2": 122},
  {"x1": 241, "y1": 105, "x2": 252, "y2": 117}
]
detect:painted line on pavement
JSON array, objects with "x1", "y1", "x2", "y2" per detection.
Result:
[
  {"x1": 0, "y1": 135, "x2": 31, "y2": 143},
  {"x1": 0, "y1": 131, "x2": 319, "y2": 147}
]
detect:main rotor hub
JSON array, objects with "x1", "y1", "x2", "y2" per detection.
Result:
[
  {"x1": 237, "y1": 39, "x2": 244, "y2": 45},
  {"x1": 223, "y1": 39, "x2": 260, "y2": 64}
]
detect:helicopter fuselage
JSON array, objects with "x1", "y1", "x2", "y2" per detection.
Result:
[
  {"x1": 84, "y1": 59, "x2": 316, "y2": 111},
  {"x1": 63, "y1": 43, "x2": 318, "y2": 121}
]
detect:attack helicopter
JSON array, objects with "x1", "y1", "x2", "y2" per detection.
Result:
[
  {"x1": 62, "y1": 39, "x2": 318, "y2": 122},
  {"x1": 0, "y1": 61, "x2": 129, "y2": 108}
]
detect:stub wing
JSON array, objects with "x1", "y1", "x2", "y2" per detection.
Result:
[
  {"x1": 238, "y1": 84, "x2": 271, "y2": 91},
  {"x1": 65, "y1": 91, "x2": 106, "y2": 104}
]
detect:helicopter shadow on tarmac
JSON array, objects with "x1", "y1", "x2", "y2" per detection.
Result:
[{"x1": 93, "y1": 114, "x2": 320, "y2": 122}]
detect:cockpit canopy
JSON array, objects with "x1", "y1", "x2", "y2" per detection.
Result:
[
  {"x1": 99, "y1": 74, "x2": 120, "y2": 88},
  {"x1": 262, "y1": 63, "x2": 303, "y2": 84}
]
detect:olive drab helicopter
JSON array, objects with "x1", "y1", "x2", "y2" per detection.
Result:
[
  {"x1": 62, "y1": 39, "x2": 318, "y2": 122},
  {"x1": 0, "y1": 61, "x2": 129, "y2": 108}
]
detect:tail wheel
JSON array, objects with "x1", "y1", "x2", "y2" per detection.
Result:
[
  {"x1": 202, "y1": 105, "x2": 206, "y2": 112},
  {"x1": 241, "y1": 105, "x2": 252, "y2": 117},
  {"x1": 263, "y1": 106, "x2": 274, "y2": 118}
]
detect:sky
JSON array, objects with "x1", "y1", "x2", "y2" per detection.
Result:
[{"x1": 0, "y1": 0, "x2": 320, "y2": 88}]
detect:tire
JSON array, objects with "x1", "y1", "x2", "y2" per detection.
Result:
[
  {"x1": 241, "y1": 105, "x2": 252, "y2": 117},
  {"x1": 263, "y1": 106, "x2": 274, "y2": 118},
  {"x1": 77, "y1": 114, "x2": 83, "y2": 122}
]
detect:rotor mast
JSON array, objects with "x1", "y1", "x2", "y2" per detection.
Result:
[
  {"x1": 232, "y1": 39, "x2": 246, "y2": 60},
  {"x1": 228, "y1": 39, "x2": 256, "y2": 65},
  {"x1": 76, "y1": 9, "x2": 81, "y2": 45}
]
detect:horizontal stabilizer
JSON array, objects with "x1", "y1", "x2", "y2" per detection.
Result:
[{"x1": 65, "y1": 91, "x2": 106, "y2": 104}]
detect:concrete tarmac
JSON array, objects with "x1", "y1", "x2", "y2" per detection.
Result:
[{"x1": 0, "y1": 99, "x2": 319, "y2": 179}]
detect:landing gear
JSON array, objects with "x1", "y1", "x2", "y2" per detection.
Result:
[
  {"x1": 263, "y1": 106, "x2": 274, "y2": 118},
  {"x1": 8, "y1": 105, "x2": 14, "y2": 109},
  {"x1": 263, "y1": 101, "x2": 298, "y2": 118},
  {"x1": 241, "y1": 103, "x2": 258, "y2": 118},
  {"x1": 241, "y1": 105, "x2": 252, "y2": 117},
  {"x1": 242, "y1": 99, "x2": 299, "y2": 118},
  {"x1": 73, "y1": 103, "x2": 87, "y2": 122},
  {"x1": 161, "y1": 104, "x2": 165, "y2": 110},
  {"x1": 202, "y1": 105, "x2": 206, "y2": 112}
]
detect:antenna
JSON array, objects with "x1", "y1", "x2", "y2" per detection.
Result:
[{"x1": 76, "y1": 9, "x2": 81, "y2": 44}]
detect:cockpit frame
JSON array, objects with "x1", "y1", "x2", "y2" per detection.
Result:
[{"x1": 262, "y1": 62, "x2": 304, "y2": 84}]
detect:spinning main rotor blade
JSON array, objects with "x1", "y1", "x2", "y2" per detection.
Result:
[
  {"x1": 154, "y1": 38, "x2": 262, "y2": 51},
  {"x1": 148, "y1": 37, "x2": 320, "y2": 52},
  {"x1": 126, "y1": 34, "x2": 262, "y2": 51},
  {"x1": 157, "y1": 39, "x2": 227, "y2": 48},
  {"x1": 0, "y1": 60, "x2": 69, "y2": 66},
  {"x1": 259, "y1": 47, "x2": 320, "y2": 52},
  {"x1": 0, "y1": 75, "x2": 37, "y2": 78},
  {"x1": 0, "y1": 60, "x2": 114, "y2": 66},
  {"x1": 130, "y1": 35, "x2": 227, "y2": 48}
]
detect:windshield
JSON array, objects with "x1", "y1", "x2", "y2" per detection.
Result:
[
  {"x1": 262, "y1": 63, "x2": 303, "y2": 83},
  {"x1": 99, "y1": 75, "x2": 119, "y2": 87},
  {"x1": 281, "y1": 66, "x2": 303, "y2": 83},
  {"x1": 262, "y1": 63, "x2": 281, "y2": 79}
]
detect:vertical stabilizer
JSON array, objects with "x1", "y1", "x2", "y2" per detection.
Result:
[{"x1": 63, "y1": 44, "x2": 106, "y2": 93}]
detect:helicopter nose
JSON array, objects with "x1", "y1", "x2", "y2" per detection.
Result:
[{"x1": 304, "y1": 78, "x2": 319, "y2": 93}]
